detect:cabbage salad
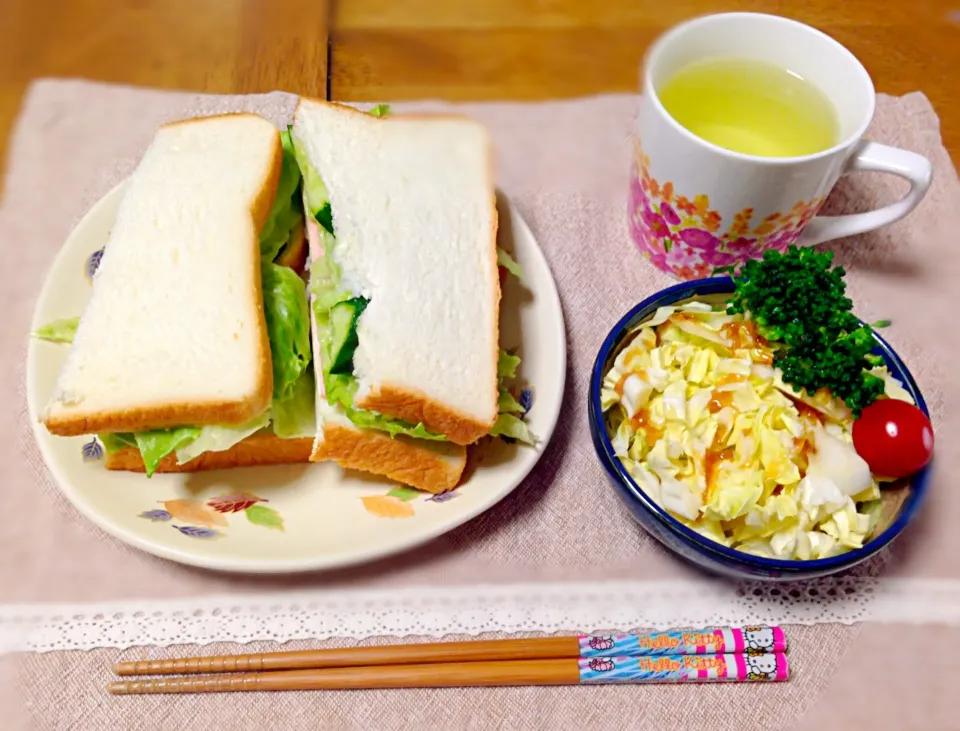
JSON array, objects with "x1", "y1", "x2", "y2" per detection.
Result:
[{"x1": 602, "y1": 301, "x2": 915, "y2": 560}]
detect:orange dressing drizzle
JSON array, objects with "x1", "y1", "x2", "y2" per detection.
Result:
[
  {"x1": 614, "y1": 373, "x2": 629, "y2": 397},
  {"x1": 708, "y1": 391, "x2": 735, "y2": 414},
  {"x1": 707, "y1": 376, "x2": 745, "y2": 414},
  {"x1": 786, "y1": 395, "x2": 824, "y2": 426},
  {"x1": 615, "y1": 370, "x2": 648, "y2": 397},
  {"x1": 722, "y1": 319, "x2": 774, "y2": 364},
  {"x1": 630, "y1": 409, "x2": 664, "y2": 445},
  {"x1": 703, "y1": 446, "x2": 736, "y2": 502}
]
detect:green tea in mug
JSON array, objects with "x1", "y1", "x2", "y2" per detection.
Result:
[{"x1": 657, "y1": 57, "x2": 840, "y2": 158}]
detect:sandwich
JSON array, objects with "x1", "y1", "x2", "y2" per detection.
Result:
[
  {"x1": 289, "y1": 100, "x2": 535, "y2": 493},
  {"x1": 38, "y1": 113, "x2": 316, "y2": 476}
]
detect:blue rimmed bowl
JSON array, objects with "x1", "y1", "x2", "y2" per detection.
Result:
[{"x1": 588, "y1": 277, "x2": 932, "y2": 581}]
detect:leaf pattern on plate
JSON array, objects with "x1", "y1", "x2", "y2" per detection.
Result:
[
  {"x1": 245, "y1": 504, "x2": 284, "y2": 531},
  {"x1": 386, "y1": 486, "x2": 421, "y2": 502},
  {"x1": 163, "y1": 499, "x2": 228, "y2": 528},
  {"x1": 207, "y1": 493, "x2": 268, "y2": 514},
  {"x1": 81, "y1": 437, "x2": 104, "y2": 462},
  {"x1": 361, "y1": 495, "x2": 416, "y2": 519},
  {"x1": 85, "y1": 248, "x2": 104, "y2": 282},
  {"x1": 138, "y1": 509, "x2": 172, "y2": 522},
  {"x1": 172, "y1": 525, "x2": 222, "y2": 540},
  {"x1": 426, "y1": 490, "x2": 461, "y2": 504},
  {"x1": 143, "y1": 497, "x2": 286, "y2": 539},
  {"x1": 519, "y1": 387, "x2": 535, "y2": 414}
]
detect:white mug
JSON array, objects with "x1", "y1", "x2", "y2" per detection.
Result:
[{"x1": 629, "y1": 12, "x2": 933, "y2": 280}]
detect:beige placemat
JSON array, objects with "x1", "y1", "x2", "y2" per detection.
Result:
[
  {"x1": 1, "y1": 80, "x2": 958, "y2": 729},
  {"x1": 7, "y1": 623, "x2": 960, "y2": 730},
  {"x1": 1, "y1": 81, "x2": 957, "y2": 605}
]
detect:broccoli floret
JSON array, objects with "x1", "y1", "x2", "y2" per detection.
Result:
[{"x1": 727, "y1": 246, "x2": 884, "y2": 416}]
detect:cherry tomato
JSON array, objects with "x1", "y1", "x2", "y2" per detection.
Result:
[{"x1": 852, "y1": 399, "x2": 934, "y2": 479}]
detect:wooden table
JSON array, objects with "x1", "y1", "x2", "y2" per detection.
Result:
[{"x1": 2, "y1": 0, "x2": 959, "y2": 171}]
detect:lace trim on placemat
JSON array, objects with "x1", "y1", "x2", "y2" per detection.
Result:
[{"x1": 1, "y1": 578, "x2": 959, "y2": 653}]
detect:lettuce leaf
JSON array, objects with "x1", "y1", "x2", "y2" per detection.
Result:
[
  {"x1": 99, "y1": 429, "x2": 204, "y2": 474},
  {"x1": 498, "y1": 388, "x2": 525, "y2": 414},
  {"x1": 272, "y1": 369, "x2": 317, "y2": 438},
  {"x1": 291, "y1": 134, "x2": 329, "y2": 216},
  {"x1": 260, "y1": 129, "x2": 304, "y2": 262},
  {"x1": 496, "y1": 247, "x2": 523, "y2": 280},
  {"x1": 324, "y1": 369, "x2": 445, "y2": 440},
  {"x1": 262, "y1": 204, "x2": 303, "y2": 264},
  {"x1": 98, "y1": 433, "x2": 137, "y2": 455},
  {"x1": 344, "y1": 407, "x2": 446, "y2": 440},
  {"x1": 369, "y1": 104, "x2": 391, "y2": 117},
  {"x1": 492, "y1": 264, "x2": 539, "y2": 445},
  {"x1": 33, "y1": 317, "x2": 80, "y2": 343},
  {"x1": 494, "y1": 350, "x2": 537, "y2": 444},
  {"x1": 134, "y1": 427, "x2": 201, "y2": 477},
  {"x1": 323, "y1": 370, "x2": 358, "y2": 410},
  {"x1": 498, "y1": 350, "x2": 521, "y2": 379},
  {"x1": 176, "y1": 413, "x2": 271, "y2": 465},
  {"x1": 262, "y1": 261, "x2": 312, "y2": 402},
  {"x1": 490, "y1": 413, "x2": 536, "y2": 445}
]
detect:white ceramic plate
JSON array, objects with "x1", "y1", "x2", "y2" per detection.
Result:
[{"x1": 27, "y1": 185, "x2": 566, "y2": 574}]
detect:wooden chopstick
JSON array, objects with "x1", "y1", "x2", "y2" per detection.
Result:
[
  {"x1": 109, "y1": 653, "x2": 789, "y2": 694},
  {"x1": 110, "y1": 659, "x2": 578, "y2": 694},
  {"x1": 114, "y1": 637, "x2": 579, "y2": 676},
  {"x1": 113, "y1": 626, "x2": 786, "y2": 676}
]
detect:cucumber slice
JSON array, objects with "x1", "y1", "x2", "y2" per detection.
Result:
[
  {"x1": 328, "y1": 297, "x2": 369, "y2": 375},
  {"x1": 315, "y1": 202, "x2": 334, "y2": 235}
]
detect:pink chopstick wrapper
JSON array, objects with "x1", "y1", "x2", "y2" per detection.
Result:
[
  {"x1": 578, "y1": 653, "x2": 789, "y2": 684},
  {"x1": 577, "y1": 626, "x2": 786, "y2": 656}
]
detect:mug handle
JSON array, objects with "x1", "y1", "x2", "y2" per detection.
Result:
[{"x1": 799, "y1": 140, "x2": 932, "y2": 246}]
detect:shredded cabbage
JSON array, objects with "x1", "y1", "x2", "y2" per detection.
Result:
[{"x1": 601, "y1": 304, "x2": 881, "y2": 560}]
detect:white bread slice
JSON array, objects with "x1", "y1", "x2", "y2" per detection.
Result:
[
  {"x1": 292, "y1": 100, "x2": 500, "y2": 446},
  {"x1": 42, "y1": 114, "x2": 283, "y2": 437},
  {"x1": 311, "y1": 396, "x2": 466, "y2": 494},
  {"x1": 303, "y1": 215, "x2": 467, "y2": 494},
  {"x1": 105, "y1": 432, "x2": 313, "y2": 473}
]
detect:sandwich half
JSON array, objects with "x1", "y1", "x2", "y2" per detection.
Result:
[
  {"x1": 290, "y1": 100, "x2": 535, "y2": 493},
  {"x1": 39, "y1": 113, "x2": 316, "y2": 475}
]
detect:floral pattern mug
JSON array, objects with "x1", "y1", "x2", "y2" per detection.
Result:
[{"x1": 630, "y1": 13, "x2": 932, "y2": 280}]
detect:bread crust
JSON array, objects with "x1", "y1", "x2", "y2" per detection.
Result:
[
  {"x1": 104, "y1": 432, "x2": 312, "y2": 473},
  {"x1": 244, "y1": 117, "x2": 284, "y2": 428},
  {"x1": 355, "y1": 385, "x2": 494, "y2": 446},
  {"x1": 487, "y1": 146, "x2": 501, "y2": 441},
  {"x1": 311, "y1": 423, "x2": 466, "y2": 494},
  {"x1": 42, "y1": 114, "x2": 283, "y2": 437}
]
